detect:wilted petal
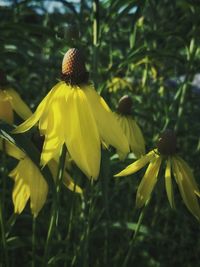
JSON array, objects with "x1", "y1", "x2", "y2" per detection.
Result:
[
  {"x1": 9, "y1": 157, "x2": 48, "y2": 217},
  {"x1": 84, "y1": 85, "x2": 129, "y2": 156},
  {"x1": 115, "y1": 150, "x2": 156, "y2": 177},
  {"x1": 0, "y1": 90, "x2": 13, "y2": 124},
  {"x1": 64, "y1": 87, "x2": 101, "y2": 179},
  {"x1": 136, "y1": 156, "x2": 162, "y2": 208},
  {"x1": 165, "y1": 158, "x2": 175, "y2": 209},
  {"x1": 172, "y1": 158, "x2": 200, "y2": 221},
  {"x1": 6, "y1": 88, "x2": 32, "y2": 120}
]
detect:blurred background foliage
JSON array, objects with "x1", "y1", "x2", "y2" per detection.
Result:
[{"x1": 1, "y1": 0, "x2": 200, "y2": 266}]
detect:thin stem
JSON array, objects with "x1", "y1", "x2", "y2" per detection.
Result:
[
  {"x1": 32, "y1": 217, "x2": 36, "y2": 267},
  {"x1": 42, "y1": 145, "x2": 67, "y2": 266},
  {"x1": 0, "y1": 140, "x2": 9, "y2": 267},
  {"x1": 122, "y1": 200, "x2": 150, "y2": 267},
  {"x1": 93, "y1": 0, "x2": 99, "y2": 87}
]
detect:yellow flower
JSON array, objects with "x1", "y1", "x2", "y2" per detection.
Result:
[
  {"x1": 115, "y1": 95, "x2": 145, "y2": 158},
  {"x1": 0, "y1": 139, "x2": 82, "y2": 217},
  {"x1": 115, "y1": 130, "x2": 200, "y2": 221},
  {"x1": 0, "y1": 73, "x2": 32, "y2": 123},
  {"x1": 14, "y1": 48, "x2": 129, "y2": 180}
]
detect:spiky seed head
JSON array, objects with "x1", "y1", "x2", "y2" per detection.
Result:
[
  {"x1": 61, "y1": 48, "x2": 88, "y2": 85},
  {"x1": 117, "y1": 95, "x2": 133, "y2": 115},
  {"x1": 157, "y1": 129, "x2": 177, "y2": 156}
]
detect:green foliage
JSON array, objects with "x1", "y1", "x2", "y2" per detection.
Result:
[{"x1": 1, "y1": 0, "x2": 200, "y2": 266}]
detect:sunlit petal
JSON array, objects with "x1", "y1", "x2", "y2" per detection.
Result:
[
  {"x1": 115, "y1": 150, "x2": 156, "y2": 177},
  {"x1": 165, "y1": 158, "x2": 175, "y2": 209},
  {"x1": 136, "y1": 156, "x2": 162, "y2": 208},
  {"x1": 84, "y1": 85, "x2": 129, "y2": 156},
  {"x1": 9, "y1": 157, "x2": 48, "y2": 217},
  {"x1": 13, "y1": 82, "x2": 64, "y2": 133},
  {"x1": 64, "y1": 87, "x2": 101, "y2": 179}
]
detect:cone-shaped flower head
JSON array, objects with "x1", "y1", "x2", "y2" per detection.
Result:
[
  {"x1": 14, "y1": 48, "x2": 129, "y2": 180},
  {"x1": 0, "y1": 70, "x2": 32, "y2": 124},
  {"x1": 115, "y1": 129, "x2": 200, "y2": 221},
  {"x1": 115, "y1": 95, "x2": 145, "y2": 158}
]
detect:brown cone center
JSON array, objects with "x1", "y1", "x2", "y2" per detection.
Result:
[{"x1": 157, "y1": 129, "x2": 177, "y2": 156}]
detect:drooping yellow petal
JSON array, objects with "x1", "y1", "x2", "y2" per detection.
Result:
[
  {"x1": 172, "y1": 158, "x2": 200, "y2": 221},
  {"x1": 40, "y1": 97, "x2": 64, "y2": 166},
  {"x1": 0, "y1": 139, "x2": 25, "y2": 160},
  {"x1": 6, "y1": 88, "x2": 32, "y2": 120},
  {"x1": 0, "y1": 90, "x2": 13, "y2": 124},
  {"x1": 64, "y1": 87, "x2": 101, "y2": 179},
  {"x1": 115, "y1": 150, "x2": 156, "y2": 177},
  {"x1": 13, "y1": 82, "x2": 64, "y2": 134},
  {"x1": 9, "y1": 157, "x2": 48, "y2": 217},
  {"x1": 136, "y1": 156, "x2": 162, "y2": 208},
  {"x1": 127, "y1": 117, "x2": 145, "y2": 157},
  {"x1": 165, "y1": 158, "x2": 175, "y2": 209},
  {"x1": 10, "y1": 167, "x2": 30, "y2": 214},
  {"x1": 176, "y1": 156, "x2": 200, "y2": 195},
  {"x1": 47, "y1": 159, "x2": 82, "y2": 194},
  {"x1": 84, "y1": 85, "x2": 129, "y2": 156}
]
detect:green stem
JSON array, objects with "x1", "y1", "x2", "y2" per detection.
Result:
[
  {"x1": 32, "y1": 217, "x2": 36, "y2": 267},
  {"x1": 42, "y1": 145, "x2": 67, "y2": 266},
  {"x1": 0, "y1": 140, "x2": 9, "y2": 267},
  {"x1": 93, "y1": 0, "x2": 99, "y2": 87},
  {"x1": 122, "y1": 200, "x2": 150, "y2": 267}
]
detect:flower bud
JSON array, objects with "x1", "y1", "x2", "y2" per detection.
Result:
[{"x1": 117, "y1": 95, "x2": 133, "y2": 115}]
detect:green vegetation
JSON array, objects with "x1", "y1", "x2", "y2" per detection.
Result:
[{"x1": 1, "y1": 0, "x2": 200, "y2": 266}]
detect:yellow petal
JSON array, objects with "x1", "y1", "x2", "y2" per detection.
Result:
[
  {"x1": 10, "y1": 168, "x2": 30, "y2": 214},
  {"x1": 6, "y1": 88, "x2": 32, "y2": 120},
  {"x1": 64, "y1": 87, "x2": 101, "y2": 179},
  {"x1": 172, "y1": 158, "x2": 200, "y2": 221},
  {"x1": 0, "y1": 139, "x2": 25, "y2": 160},
  {"x1": 127, "y1": 117, "x2": 145, "y2": 157},
  {"x1": 136, "y1": 156, "x2": 162, "y2": 208},
  {"x1": 165, "y1": 158, "x2": 175, "y2": 209},
  {"x1": 40, "y1": 98, "x2": 64, "y2": 166},
  {"x1": 176, "y1": 156, "x2": 200, "y2": 194},
  {"x1": 0, "y1": 90, "x2": 13, "y2": 124},
  {"x1": 114, "y1": 150, "x2": 156, "y2": 177},
  {"x1": 13, "y1": 82, "x2": 64, "y2": 134},
  {"x1": 9, "y1": 157, "x2": 48, "y2": 217},
  {"x1": 84, "y1": 85, "x2": 129, "y2": 156}
]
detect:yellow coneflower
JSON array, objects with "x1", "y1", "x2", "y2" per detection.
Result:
[
  {"x1": 0, "y1": 139, "x2": 82, "y2": 217},
  {"x1": 13, "y1": 48, "x2": 129, "y2": 180},
  {"x1": 0, "y1": 70, "x2": 32, "y2": 124},
  {"x1": 115, "y1": 129, "x2": 200, "y2": 221},
  {"x1": 114, "y1": 95, "x2": 145, "y2": 159}
]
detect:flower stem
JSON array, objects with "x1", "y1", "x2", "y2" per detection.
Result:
[
  {"x1": 0, "y1": 140, "x2": 9, "y2": 267},
  {"x1": 32, "y1": 217, "x2": 36, "y2": 267},
  {"x1": 122, "y1": 200, "x2": 150, "y2": 267},
  {"x1": 42, "y1": 145, "x2": 67, "y2": 266},
  {"x1": 93, "y1": 0, "x2": 99, "y2": 87}
]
